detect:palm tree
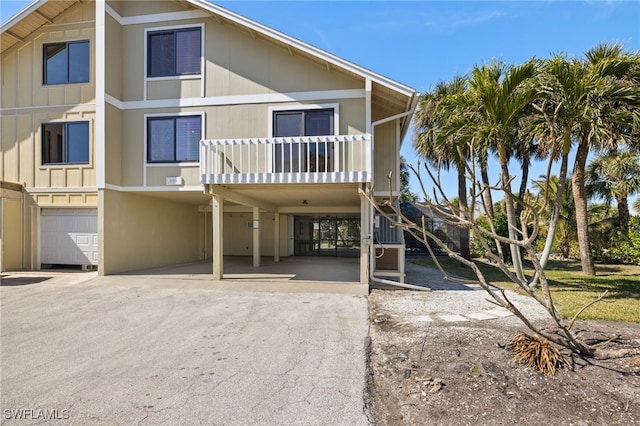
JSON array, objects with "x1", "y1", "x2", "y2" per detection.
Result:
[
  {"x1": 530, "y1": 44, "x2": 640, "y2": 275},
  {"x1": 586, "y1": 150, "x2": 640, "y2": 234},
  {"x1": 413, "y1": 76, "x2": 471, "y2": 260},
  {"x1": 570, "y1": 44, "x2": 639, "y2": 274},
  {"x1": 463, "y1": 60, "x2": 538, "y2": 281},
  {"x1": 525, "y1": 55, "x2": 577, "y2": 272}
]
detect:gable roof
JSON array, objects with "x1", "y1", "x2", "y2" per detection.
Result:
[
  {"x1": 188, "y1": 0, "x2": 416, "y2": 98},
  {"x1": 1, "y1": 0, "x2": 417, "y2": 110}
]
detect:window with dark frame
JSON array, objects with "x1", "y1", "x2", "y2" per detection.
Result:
[
  {"x1": 43, "y1": 40, "x2": 90, "y2": 85},
  {"x1": 147, "y1": 27, "x2": 201, "y2": 77},
  {"x1": 273, "y1": 109, "x2": 334, "y2": 173},
  {"x1": 147, "y1": 116, "x2": 201, "y2": 163},
  {"x1": 42, "y1": 122, "x2": 90, "y2": 165}
]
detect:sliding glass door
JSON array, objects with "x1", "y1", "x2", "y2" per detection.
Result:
[
  {"x1": 293, "y1": 216, "x2": 360, "y2": 257},
  {"x1": 273, "y1": 109, "x2": 335, "y2": 173}
]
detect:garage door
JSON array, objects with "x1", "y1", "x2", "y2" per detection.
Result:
[{"x1": 41, "y1": 209, "x2": 98, "y2": 266}]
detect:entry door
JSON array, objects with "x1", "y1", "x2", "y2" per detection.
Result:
[{"x1": 40, "y1": 209, "x2": 98, "y2": 266}]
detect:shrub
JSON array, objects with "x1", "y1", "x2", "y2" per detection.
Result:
[{"x1": 601, "y1": 219, "x2": 640, "y2": 265}]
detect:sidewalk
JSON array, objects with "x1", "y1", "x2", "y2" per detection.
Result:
[{"x1": 374, "y1": 260, "x2": 550, "y2": 324}]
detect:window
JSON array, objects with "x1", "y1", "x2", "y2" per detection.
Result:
[
  {"x1": 43, "y1": 40, "x2": 90, "y2": 85},
  {"x1": 147, "y1": 27, "x2": 201, "y2": 77},
  {"x1": 147, "y1": 116, "x2": 201, "y2": 163},
  {"x1": 42, "y1": 122, "x2": 90, "y2": 165},
  {"x1": 273, "y1": 109, "x2": 334, "y2": 138},
  {"x1": 273, "y1": 109, "x2": 334, "y2": 173}
]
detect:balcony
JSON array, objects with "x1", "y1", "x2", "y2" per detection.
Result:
[{"x1": 200, "y1": 134, "x2": 372, "y2": 185}]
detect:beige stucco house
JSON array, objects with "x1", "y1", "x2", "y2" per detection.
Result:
[{"x1": 0, "y1": 0, "x2": 417, "y2": 287}]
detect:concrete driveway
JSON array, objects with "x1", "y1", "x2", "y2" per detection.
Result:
[{"x1": 0, "y1": 273, "x2": 370, "y2": 425}]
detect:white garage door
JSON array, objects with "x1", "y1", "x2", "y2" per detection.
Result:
[{"x1": 41, "y1": 209, "x2": 98, "y2": 266}]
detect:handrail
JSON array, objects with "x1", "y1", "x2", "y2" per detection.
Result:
[{"x1": 200, "y1": 134, "x2": 372, "y2": 184}]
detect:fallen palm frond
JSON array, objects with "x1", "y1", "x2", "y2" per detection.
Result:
[{"x1": 506, "y1": 332, "x2": 568, "y2": 376}]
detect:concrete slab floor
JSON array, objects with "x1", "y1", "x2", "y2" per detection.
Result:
[
  {"x1": 111, "y1": 256, "x2": 366, "y2": 295},
  {"x1": 0, "y1": 276, "x2": 370, "y2": 425},
  {"x1": 123, "y1": 256, "x2": 360, "y2": 282}
]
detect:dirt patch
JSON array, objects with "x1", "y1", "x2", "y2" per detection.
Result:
[{"x1": 367, "y1": 289, "x2": 640, "y2": 426}]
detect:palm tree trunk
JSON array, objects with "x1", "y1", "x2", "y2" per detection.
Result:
[
  {"x1": 481, "y1": 157, "x2": 505, "y2": 261},
  {"x1": 561, "y1": 226, "x2": 570, "y2": 258},
  {"x1": 529, "y1": 159, "x2": 569, "y2": 289},
  {"x1": 516, "y1": 155, "x2": 530, "y2": 219},
  {"x1": 538, "y1": 156, "x2": 569, "y2": 266},
  {"x1": 499, "y1": 154, "x2": 525, "y2": 282},
  {"x1": 572, "y1": 139, "x2": 596, "y2": 275},
  {"x1": 617, "y1": 194, "x2": 630, "y2": 234},
  {"x1": 480, "y1": 161, "x2": 494, "y2": 219},
  {"x1": 538, "y1": 131, "x2": 572, "y2": 271},
  {"x1": 458, "y1": 166, "x2": 471, "y2": 260}
]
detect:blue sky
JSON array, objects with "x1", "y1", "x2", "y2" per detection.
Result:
[{"x1": 2, "y1": 0, "x2": 639, "y2": 203}]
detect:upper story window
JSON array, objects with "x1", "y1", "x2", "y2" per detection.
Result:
[
  {"x1": 147, "y1": 116, "x2": 201, "y2": 163},
  {"x1": 273, "y1": 109, "x2": 334, "y2": 137},
  {"x1": 147, "y1": 27, "x2": 201, "y2": 78},
  {"x1": 43, "y1": 40, "x2": 90, "y2": 85},
  {"x1": 42, "y1": 122, "x2": 90, "y2": 165},
  {"x1": 273, "y1": 108, "x2": 335, "y2": 173}
]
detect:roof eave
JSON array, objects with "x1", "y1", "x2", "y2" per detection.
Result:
[
  {"x1": 400, "y1": 92, "x2": 420, "y2": 144},
  {"x1": 0, "y1": 0, "x2": 47, "y2": 33}
]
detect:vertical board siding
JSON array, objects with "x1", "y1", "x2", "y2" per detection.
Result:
[{"x1": 1, "y1": 1, "x2": 96, "y2": 190}]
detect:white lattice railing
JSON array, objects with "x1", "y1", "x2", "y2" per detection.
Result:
[{"x1": 200, "y1": 134, "x2": 372, "y2": 184}]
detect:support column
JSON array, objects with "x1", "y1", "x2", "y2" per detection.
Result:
[
  {"x1": 365, "y1": 78, "x2": 372, "y2": 134},
  {"x1": 274, "y1": 212, "x2": 280, "y2": 262},
  {"x1": 253, "y1": 207, "x2": 260, "y2": 267},
  {"x1": 212, "y1": 194, "x2": 224, "y2": 280},
  {"x1": 360, "y1": 186, "x2": 370, "y2": 285}
]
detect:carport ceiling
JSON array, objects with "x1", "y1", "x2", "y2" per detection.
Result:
[
  {"x1": 126, "y1": 183, "x2": 361, "y2": 210},
  {"x1": 215, "y1": 183, "x2": 361, "y2": 209}
]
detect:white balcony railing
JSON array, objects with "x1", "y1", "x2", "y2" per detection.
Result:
[{"x1": 200, "y1": 134, "x2": 372, "y2": 184}]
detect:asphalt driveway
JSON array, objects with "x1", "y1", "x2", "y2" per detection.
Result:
[{"x1": 0, "y1": 273, "x2": 369, "y2": 425}]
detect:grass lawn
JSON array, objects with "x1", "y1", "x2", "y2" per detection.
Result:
[{"x1": 414, "y1": 257, "x2": 640, "y2": 323}]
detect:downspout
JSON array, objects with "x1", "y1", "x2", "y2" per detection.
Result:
[
  {"x1": 370, "y1": 275, "x2": 431, "y2": 292},
  {"x1": 371, "y1": 110, "x2": 414, "y2": 129},
  {"x1": 367, "y1": 108, "x2": 431, "y2": 291},
  {"x1": 21, "y1": 184, "x2": 25, "y2": 269},
  {"x1": 0, "y1": 196, "x2": 3, "y2": 272}
]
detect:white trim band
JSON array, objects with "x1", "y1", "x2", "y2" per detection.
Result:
[
  {"x1": 104, "y1": 184, "x2": 204, "y2": 192},
  {"x1": 105, "y1": 4, "x2": 210, "y2": 26},
  {"x1": 105, "y1": 89, "x2": 364, "y2": 110}
]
